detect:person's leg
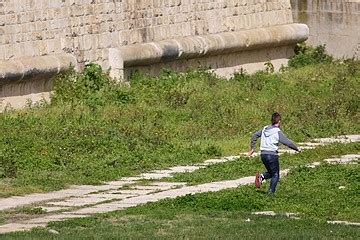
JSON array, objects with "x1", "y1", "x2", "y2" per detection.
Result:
[
  {"x1": 261, "y1": 154, "x2": 272, "y2": 180},
  {"x1": 256, "y1": 154, "x2": 270, "y2": 188},
  {"x1": 267, "y1": 155, "x2": 280, "y2": 193}
]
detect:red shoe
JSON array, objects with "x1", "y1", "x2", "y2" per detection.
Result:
[{"x1": 255, "y1": 172, "x2": 262, "y2": 188}]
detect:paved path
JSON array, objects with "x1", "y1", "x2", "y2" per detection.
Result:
[{"x1": 0, "y1": 135, "x2": 359, "y2": 234}]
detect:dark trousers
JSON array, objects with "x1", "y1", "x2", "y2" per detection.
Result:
[{"x1": 260, "y1": 154, "x2": 280, "y2": 193}]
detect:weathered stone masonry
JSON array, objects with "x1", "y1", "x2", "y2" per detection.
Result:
[
  {"x1": 291, "y1": 0, "x2": 360, "y2": 58},
  {"x1": 0, "y1": 0, "x2": 309, "y2": 110}
]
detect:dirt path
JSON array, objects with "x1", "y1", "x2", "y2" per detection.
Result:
[{"x1": 0, "y1": 135, "x2": 358, "y2": 234}]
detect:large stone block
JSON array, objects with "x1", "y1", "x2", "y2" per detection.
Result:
[{"x1": 109, "y1": 23, "x2": 308, "y2": 74}]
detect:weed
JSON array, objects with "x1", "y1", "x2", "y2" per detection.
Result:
[
  {"x1": 18, "y1": 207, "x2": 46, "y2": 215},
  {"x1": 264, "y1": 61, "x2": 274, "y2": 73},
  {"x1": 288, "y1": 43, "x2": 333, "y2": 68}
]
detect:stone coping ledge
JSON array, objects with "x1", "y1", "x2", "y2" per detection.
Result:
[
  {"x1": 0, "y1": 54, "x2": 77, "y2": 85},
  {"x1": 109, "y1": 23, "x2": 309, "y2": 71}
]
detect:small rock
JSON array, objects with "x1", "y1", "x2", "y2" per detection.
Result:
[
  {"x1": 338, "y1": 186, "x2": 345, "y2": 189},
  {"x1": 245, "y1": 218, "x2": 251, "y2": 222},
  {"x1": 48, "y1": 229, "x2": 59, "y2": 235}
]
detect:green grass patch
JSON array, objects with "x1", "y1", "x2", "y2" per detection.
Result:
[
  {"x1": 0, "y1": 59, "x2": 359, "y2": 196},
  {"x1": 153, "y1": 164, "x2": 360, "y2": 222},
  {"x1": 3, "y1": 214, "x2": 360, "y2": 240},
  {"x1": 2, "y1": 163, "x2": 359, "y2": 239}
]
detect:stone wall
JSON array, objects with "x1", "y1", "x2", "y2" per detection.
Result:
[
  {"x1": 291, "y1": 0, "x2": 360, "y2": 58},
  {"x1": 0, "y1": 0, "x2": 308, "y2": 110},
  {"x1": 1, "y1": 0, "x2": 294, "y2": 65}
]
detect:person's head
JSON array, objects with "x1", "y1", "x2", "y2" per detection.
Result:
[{"x1": 271, "y1": 112, "x2": 281, "y2": 126}]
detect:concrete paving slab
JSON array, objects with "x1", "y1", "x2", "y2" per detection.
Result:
[
  {"x1": 26, "y1": 214, "x2": 90, "y2": 224},
  {"x1": 67, "y1": 202, "x2": 137, "y2": 215},
  {"x1": 298, "y1": 146, "x2": 316, "y2": 150},
  {"x1": 278, "y1": 149, "x2": 297, "y2": 154},
  {"x1": 201, "y1": 156, "x2": 240, "y2": 166},
  {"x1": 0, "y1": 190, "x2": 88, "y2": 211},
  {"x1": 224, "y1": 156, "x2": 241, "y2": 160},
  {"x1": 130, "y1": 185, "x2": 173, "y2": 191},
  {"x1": 0, "y1": 223, "x2": 47, "y2": 234},
  {"x1": 313, "y1": 135, "x2": 360, "y2": 143},
  {"x1": 252, "y1": 211, "x2": 276, "y2": 216},
  {"x1": 202, "y1": 159, "x2": 230, "y2": 164},
  {"x1": 88, "y1": 193, "x2": 137, "y2": 199},
  {"x1": 327, "y1": 220, "x2": 360, "y2": 226},
  {"x1": 0, "y1": 186, "x2": 125, "y2": 211},
  {"x1": 324, "y1": 154, "x2": 359, "y2": 164},
  {"x1": 298, "y1": 142, "x2": 325, "y2": 146},
  {"x1": 47, "y1": 196, "x2": 111, "y2": 207},
  {"x1": 107, "y1": 189, "x2": 154, "y2": 195},
  {"x1": 40, "y1": 206, "x2": 69, "y2": 213},
  {"x1": 149, "y1": 182, "x2": 187, "y2": 187},
  {"x1": 120, "y1": 177, "x2": 143, "y2": 181},
  {"x1": 168, "y1": 165, "x2": 203, "y2": 173},
  {"x1": 71, "y1": 185, "x2": 118, "y2": 192},
  {"x1": 252, "y1": 211, "x2": 300, "y2": 219},
  {"x1": 105, "y1": 180, "x2": 136, "y2": 186},
  {"x1": 140, "y1": 172, "x2": 172, "y2": 179},
  {"x1": 63, "y1": 175, "x2": 260, "y2": 217},
  {"x1": 307, "y1": 162, "x2": 321, "y2": 168},
  {"x1": 140, "y1": 166, "x2": 203, "y2": 179}
]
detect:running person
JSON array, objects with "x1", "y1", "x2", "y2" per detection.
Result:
[{"x1": 248, "y1": 112, "x2": 300, "y2": 193}]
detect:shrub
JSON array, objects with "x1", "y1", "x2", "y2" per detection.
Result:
[
  {"x1": 52, "y1": 63, "x2": 134, "y2": 107},
  {"x1": 288, "y1": 43, "x2": 333, "y2": 68}
]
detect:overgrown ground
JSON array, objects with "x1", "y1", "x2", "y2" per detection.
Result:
[
  {"x1": 0, "y1": 46, "x2": 359, "y2": 196},
  {"x1": 0, "y1": 45, "x2": 359, "y2": 238}
]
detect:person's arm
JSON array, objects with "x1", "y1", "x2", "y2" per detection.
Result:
[
  {"x1": 279, "y1": 131, "x2": 300, "y2": 152},
  {"x1": 249, "y1": 129, "x2": 262, "y2": 155}
]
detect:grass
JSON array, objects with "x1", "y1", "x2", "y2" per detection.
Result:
[
  {"x1": 168, "y1": 142, "x2": 360, "y2": 184},
  {"x1": 1, "y1": 163, "x2": 359, "y2": 239},
  {"x1": 3, "y1": 214, "x2": 360, "y2": 239},
  {"x1": 0, "y1": 57, "x2": 359, "y2": 197}
]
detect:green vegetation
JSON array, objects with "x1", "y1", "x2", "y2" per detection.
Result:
[
  {"x1": 169, "y1": 143, "x2": 360, "y2": 184},
  {"x1": 2, "y1": 163, "x2": 359, "y2": 239},
  {"x1": 0, "y1": 54, "x2": 359, "y2": 196},
  {"x1": 0, "y1": 44, "x2": 359, "y2": 239},
  {"x1": 288, "y1": 43, "x2": 333, "y2": 68}
]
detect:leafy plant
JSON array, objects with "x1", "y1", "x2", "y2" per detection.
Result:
[
  {"x1": 264, "y1": 61, "x2": 274, "y2": 73},
  {"x1": 288, "y1": 43, "x2": 333, "y2": 68}
]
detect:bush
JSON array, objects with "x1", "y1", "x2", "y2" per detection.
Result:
[
  {"x1": 288, "y1": 43, "x2": 333, "y2": 68},
  {"x1": 52, "y1": 63, "x2": 134, "y2": 108}
]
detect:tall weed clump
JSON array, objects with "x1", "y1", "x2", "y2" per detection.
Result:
[
  {"x1": 288, "y1": 43, "x2": 333, "y2": 68},
  {"x1": 52, "y1": 63, "x2": 134, "y2": 108}
]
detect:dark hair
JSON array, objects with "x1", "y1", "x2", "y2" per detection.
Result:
[{"x1": 271, "y1": 112, "x2": 281, "y2": 125}]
